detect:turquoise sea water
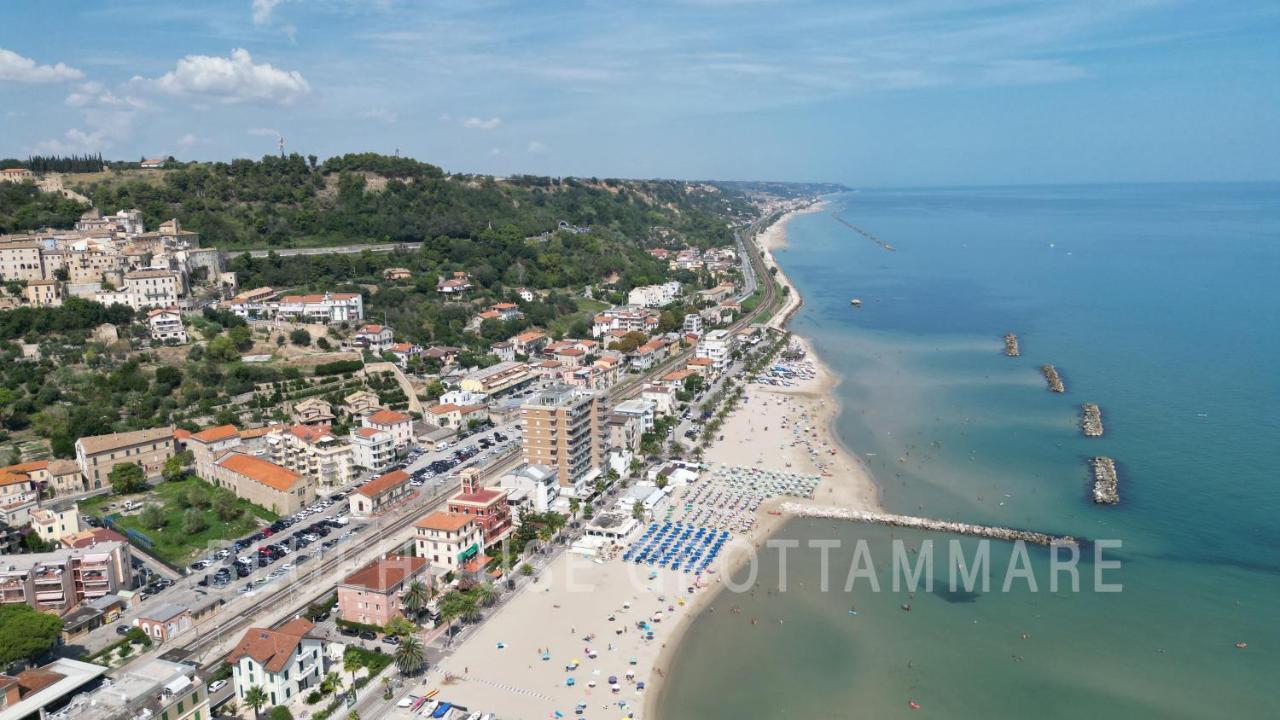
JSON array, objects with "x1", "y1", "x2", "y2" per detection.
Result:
[{"x1": 656, "y1": 184, "x2": 1280, "y2": 718}]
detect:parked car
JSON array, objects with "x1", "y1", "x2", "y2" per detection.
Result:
[
  {"x1": 208, "y1": 680, "x2": 227, "y2": 693},
  {"x1": 358, "y1": 630, "x2": 377, "y2": 641},
  {"x1": 339, "y1": 625, "x2": 359, "y2": 637}
]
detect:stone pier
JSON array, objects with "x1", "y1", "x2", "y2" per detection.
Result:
[
  {"x1": 1081, "y1": 403, "x2": 1104, "y2": 436},
  {"x1": 1091, "y1": 457, "x2": 1119, "y2": 504},
  {"x1": 1003, "y1": 333, "x2": 1020, "y2": 357},
  {"x1": 1041, "y1": 364, "x2": 1065, "y2": 392},
  {"x1": 780, "y1": 502, "x2": 1076, "y2": 546}
]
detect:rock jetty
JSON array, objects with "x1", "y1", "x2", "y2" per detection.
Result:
[
  {"x1": 1091, "y1": 457, "x2": 1119, "y2": 504},
  {"x1": 1003, "y1": 333, "x2": 1020, "y2": 357},
  {"x1": 1081, "y1": 403, "x2": 1103, "y2": 437},
  {"x1": 1040, "y1": 364, "x2": 1065, "y2": 392},
  {"x1": 780, "y1": 503, "x2": 1076, "y2": 547},
  {"x1": 832, "y1": 213, "x2": 896, "y2": 252}
]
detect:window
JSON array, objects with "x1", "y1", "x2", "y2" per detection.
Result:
[{"x1": 177, "y1": 701, "x2": 184, "y2": 713}]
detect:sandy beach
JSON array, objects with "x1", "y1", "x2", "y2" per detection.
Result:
[{"x1": 417, "y1": 204, "x2": 882, "y2": 720}]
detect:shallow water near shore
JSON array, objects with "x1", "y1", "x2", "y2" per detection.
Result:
[{"x1": 656, "y1": 183, "x2": 1280, "y2": 718}]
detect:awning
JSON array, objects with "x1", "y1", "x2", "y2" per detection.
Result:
[{"x1": 457, "y1": 543, "x2": 479, "y2": 562}]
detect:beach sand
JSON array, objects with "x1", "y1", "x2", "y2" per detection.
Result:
[{"x1": 417, "y1": 204, "x2": 882, "y2": 719}]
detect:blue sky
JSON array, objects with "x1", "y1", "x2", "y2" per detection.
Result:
[{"x1": 1, "y1": 1, "x2": 1277, "y2": 186}]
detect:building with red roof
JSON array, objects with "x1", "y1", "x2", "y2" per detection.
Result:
[
  {"x1": 337, "y1": 555, "x2": 429, "y2": 627},
  {"x1": 446, "y1": 469, "x2": 512, "y2": 548}
]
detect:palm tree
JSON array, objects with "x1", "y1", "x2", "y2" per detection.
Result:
[
  {"x1": 544, "y1": 512, "x2": 566, "y2": 540},
  {"x1": 322, "y1": 671, "x2": 343, "y2": 697},
  {"x1": 474, "y1": 581, "x2": 499, "y2": 608},
  {"x1": 394, "y1": 634, "x2": 427, "y2": 675},
  {"x1": 437, "y1": 590, "x2": 472, "y2": 646},
  {"x1": 243, "y1": 686, "x2": 268, "y2": 720},
  {"x1": 343, "y1": 652, "x2": 362, "y2": 697},
  {"x1": 401, "y1": 580, "x2": 429, "y2": 619},
  {"x1": 567, "y1": 497, "x2": 581, "y2": 519}
]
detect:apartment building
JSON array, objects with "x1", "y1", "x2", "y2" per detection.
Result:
[
  {"x1": 337, "y1": 555, "x2": 429, "y2": 627},
  {"x1": 446, "y1": 469, "x2": 513, "y2": 547},
  {"x1": 122, "y1": 269, "x2": 181, "y2": 308},
  {"x1": 224, "y1": 289, "x2": 364, "y2": 324},
  {"x1": 0, "y1": 241, "x2": 47, "y2": 282},
  {"x1": 0, "y1": 541, "x2": 132, "y2": 611},
  {"x1": 74, "y1": 427, "x2": 176, "y2": 491},
  {"x1": 414, "y1": 511, "x2": 484, "y2": 575},
  {"x1": 229, "y1": 618, "x2": 325, "y2": 709},
  {"x1": 349, "y1": 427, "x2": 395, "y2": 471},
  {"x1": 343, "y1": 390, "x2": 381, "y2": 418},
  {"x1": 695, "y1": 329, "x2": 734, "y2": 370},
  {"x1": 361, "y1": 408, "x2": 414, "y2": 450},
  {"x1": 520, "y1": 384, "x2": 602, "y2": 491},
  {"x1": 266, "y1": 424, "x2": 354, "y2": 489},
  {"x1": 208, "y1": 453, "x2": 312, "y2": 515},
  {"x1": 30, "y1": 505, "x2": 81, "y2": 545},
  {"x1": 458, "y1": 360, "x2": 538, "y2": 397},
  {"x1": 591, "y1": 307, "x2": 659, "y2": 338},
  {"x1": 627, "y1": 281, "x2": 682, "y2": 308}
]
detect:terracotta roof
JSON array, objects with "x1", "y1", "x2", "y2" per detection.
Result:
[
  {"x1": 688, "y1": 356, "x2": 714, "y2": 365},
  {"x1": 451, "y1": 486, "x2": 507, "y2": 506},
  {"x1": 0, "y1": 461, "x2": 48, "y2": 475},
  {"x1": 227, "y1": 619, "x2": 316, "y2": 673},
  {"x1": 239, "y1": 425, "x2": 284, "y2": 440},
  {"x1": 367, "y1": 409, "x2": 411, "y2": 426},
  {"x1": 427, "y1": 404, "x2": 460, "y2": 416},
  {"x1": 513, "y1": 331, "x2": 545, "y2": 343},
  {"x1": 76, "y1": 427, "x2": 175, "y2": 455},
  {"x1": 191, "y1": 424, "x2": 239, "y2": 444},
  {"x1": 217, "y1": 454, "x2": 301, "y2": 492},
  {"x1": 64, "y1": 528, "x2": 126, "y2": 548},
  {"x1": 286, "y1": 424, "x2": 335, "y2": 443},
  {"x1": 358, "y1": 324, "x2": 384, "y2": 333},
  {"x1": 16, "y1": 668, "x2": 64, "y2": 694},
  {"x1": 280, "y1": 293, "x2": 359, "y2": 302},
  {"x1": 477, "y1": 311, "x2": 499, "y2": 320},
  {"x1": 491, "y1": 303, "x2": 518, "y2": 310},
  {"x1": 662, "y1": 369, "x2": 694, "y2": 383},
  {"x1": 356, "y1": 469, "x2": 409, "y2": 498},
  {"x1": 415, "y1": 511, "x2": 475, "y2": 533},
  {"x1": 341, "y1": 555, "x2": 426, "y2": 593},
  {"x1": 353, "y1": 427, "x2": 385, "y2": 439}
]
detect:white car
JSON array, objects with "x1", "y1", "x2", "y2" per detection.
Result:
[{"x1": 208, "y1": 680, "x2": 227, "y2": 693}]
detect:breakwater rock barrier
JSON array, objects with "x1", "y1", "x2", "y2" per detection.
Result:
[
  {"x1": 1041, "y1": 364, "x2": 1065, "y2": 392},
  {"x1": 1091, "y1": 457, "x2": 1119, "y2": 504},
  {"x1": 1003, "y1": 333, "x2": 1020, "y2": 357},
  {"x1": 780, "y1": 502, "x2": 1076, "y2": 547},
  {"x1": 832, "y1": 213, "x2": 896, "y2": 251},
  {"x1": 1081, "y1": 403, "x2": 1104, "y2": 437}
]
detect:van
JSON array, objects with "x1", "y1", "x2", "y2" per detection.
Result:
[{"x1": 435, "y1": 440, "x2": 450, "y2": 451}]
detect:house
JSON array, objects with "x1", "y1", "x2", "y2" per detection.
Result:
[
  {"x1": 696, "y1": 282, "x2": 737, "y2": 305},
  {"x1": 354, "y1": 323, "x2": 394, "y2": 353},
  {"x1": 682, "y1": 312, "x2": 703, "y2": 335},
  {"x1": 30, "y1": 504, "x2": 80, "y2": 545},
  {"x1": 687, "y1": 355, "x2": 716, "y2": 376},
  {"x1": 422, "y1": 345, "x2": 461, "y2": 365},
  {"x1": 513, "y1": 287, "x2": 535, "y2": 302},
  {"x1": 146, "y1": 307, "x2": 187, "y2": 343},
  {"x1": 122, "y1": 269, "x2": 182, "y2": 309},
  {"x1": 426, "y1": 403, "x2": 488, "y2": 430},
  {"x1": 387, "y1": 342, "x2": 421, "y2": 367},
  {"x1": 229, "y1": 618, "x2": 325, "y2": 709},
  {"x1": 490, "y1": 340, "x2": 515, "y2": 363},
  {"x1": 612, "y1": 398, "x2": 656, "y2": 433},
  {"x1": 337, "y1": 555, "x2": 429, "y2": 626},
  {"x1": 642, "y1": 383, "x2": 677, "y2": 417},
  {"x1": 343, "y1": 389, "x2": 381, "y2": 417},
  {"x1": 208, "y1": 453, "x2": 312, "y2": 515},
  {"x1": 133, "y1": 603, "x2": 192, "y2": 643},
  {"x1": 350, "y1": 469, "x2": 412, "y2": 519},
  {"x1": 605, "y1": 412, "x2": 642, "y2": 454},
  {"x1": 23, "y1": 279, "x2": 62, "y2": 308},
  {"x1": 382, "y1": 267, "x2": 412, "y2": 281},
  {"x1": 350, "y1": 427, "x2": 395, "y2": 471},
  {"x1": 414, "y1": 512, "x2": 485, "y2": 575},
  {"x1": 45, "y1": 459, "x2": 84, "y2": 496},
  {"x1": 0, "y1": 167, "x2": 34, "y2": 182},
  {"x1": 362, "y1": 408, "x2": 414, "y2": 450},
  {"x1": 660, "y1": 368, "x2": 695, "y2": 388},
  {"x1": 631, "y1": 338, "x2": 668, "y2": 371},
  {"x1": 140, "y1": 157, "x2": 167, "y2": 168},
  {"x1": 292, "y1": 397, "x2": 335, "y2": 425},
  {"x1": 74, "y1": 427, "x2": 176, "y2": 491},
  {"x1": 436, "y1": 271, "x2": 473, "y2": 294},
  {"x1": 438, "y1": 388, "x2": 486, "y2": 407},
  {"x1": 510, "y1": 330, "x2": 547, "y2": 356},
  {"x1": 487, "y1": 302, "x2": 523, "y2": 321},
  {"x1": 186, "y1": 424, "x2": 243, "y2": 479},
  {"x1": 446, "y1": 468, "x2": 513, "y2": 547},
  {"x1": 592, "y1": 307, "x2": 658, "y2": 338}
]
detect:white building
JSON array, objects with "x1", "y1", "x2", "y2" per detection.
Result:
[
  {"x1": 498, "y1": 463, "x2": 560, "y2": 513},
  {"x1": 228, "y1": 618, "x2": 325, "y2": 709},
  {"x1": 146, "y1": 307, "x2": 188, "y2": 344},
  {"x1": 362, "y1": 408, "x2": 414, "y2": 450},
  {"x1": 439, "y1": 389, "x2": 487, "y2": 407},
  {"x1": 122, "y1": 269, "x2": 181, "y2": 309},
  {"x1": 350, "y1": 426, "x2": 396, "y2": 471},
  {"x1": 354, "y1": 323, "x2": 394, "y2": 353},
  {"x1": 626, "y1": 281, "x2": 681, "y2": 308},
  {"x1": 695, "y1": 329, "x2": 733, "y2": 370},
  {"x1": 682, "y1": 312, "x2": 703, "y2": 335},
  {"x1": 414, "y1": 511, "x2": 485, "y2": 575},
  {"x1": 641, "y1": 384, "x2": 677, "y2": 417},
  {"x1": 225, "y1": 290, "x2": 363, "y2": 324},
  {"x1": 611, "y1": 398, "x2": 656, "y2": 433}
]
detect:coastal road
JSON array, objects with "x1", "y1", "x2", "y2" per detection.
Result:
[{"x1": 238, "y1": 242, "x2": 424, "y2": 258}]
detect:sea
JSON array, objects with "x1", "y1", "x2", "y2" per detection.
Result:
[{"x1": 655, "y1": 183, "x2": 1280, "y2": 719}]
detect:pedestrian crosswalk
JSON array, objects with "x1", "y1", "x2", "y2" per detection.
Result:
[{"x1": 467, "y1": 676, "x2": 553, "y2": 701}]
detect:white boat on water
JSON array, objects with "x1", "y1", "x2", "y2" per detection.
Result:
[{"x1": 850, "y1": 298, "x2": 863, "y2": 306}]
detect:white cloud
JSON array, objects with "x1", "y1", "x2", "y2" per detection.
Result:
[
  {"x1": 66, "y1": 82, "x2": 148, "y2": 110},
  {"x1": 489, "y1": 147, "x2": 501, "y2": 156},
  {"x1": 177, "y1": 133, "x2": 199, "y2": 149},
  {"x1": 0, "y1": 48, "x2": 82, "y2": 83},
  {"x1": 248, "y1": 127, "x2": 281, "y2": 137},
  {"x1": 526, "y1": 140, "x2": 547, "y2": 154},
  {"x1": 252, "y1": 0, "x2": 285, "y2": 26},
  {"x1": 362, "y1": 108, "x2": 398, "y2": 123},
  {"x1": 460, "y1": 116, "x2": 502, "y2": 130},
  {"x1": 141, "y1": 48, "x2": 310, "y2": 105}
]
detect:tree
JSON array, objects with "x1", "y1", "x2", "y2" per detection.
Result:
[
  {"x1": 436, "y1": 590, "x2": 473, "y2": 646},
  {"x1": 161, "y1": 454, "x2": 185, "y2": 482},
  {"x1": 343, "y1": 650, "x2": 363, "y2": 694},
  {"x1": 393, "y1": 634, "x2": 427, "y2": 675},
  {"x1": 214, "y1": 493, "x2": 242, "y2": 521},
  {"x1": 401, "y1": 579, "x2": 429, "y2": 618},
  {"x1": 108, "y1": 462, "x2": 147, "y2": 494},
  {"x1": 290, "y1": 328, "x2": 311, "y2": 346},
  {"x1": 186, "y1": 485, "x2": 209, "y2": 509},
  {"x1": 568, "y1": 497, "x2": 580, "y2": 518},
  {"x1": 182, "y1": 508, "x2": 208, "y2": 534},
  {"x1": 269, "y1": 707, "x2": 294, "y2": 720},
  {"x1": 140, "y1": 504, "x2": 167, "y2": 530},
  {"x1": 243, "y1": 686, "x2": 268, "y2": 720},
  {"x1": 633, "y1": 499, "x2": 645, "y2": 520},
  {"x1": 228, "y1": 324, "x2": 254, "y2": 351},
  {"x1": 384, "y1": 615, "x2": 415, "y2": 638}
]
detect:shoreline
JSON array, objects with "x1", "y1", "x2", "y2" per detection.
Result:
[{"x1": 644, "y1": 200, "x2": 884, "y2": 718}]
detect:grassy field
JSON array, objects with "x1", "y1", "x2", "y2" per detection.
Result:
[{"x1": 79, "y1": 477, "x2": 277, "y2": 565}]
